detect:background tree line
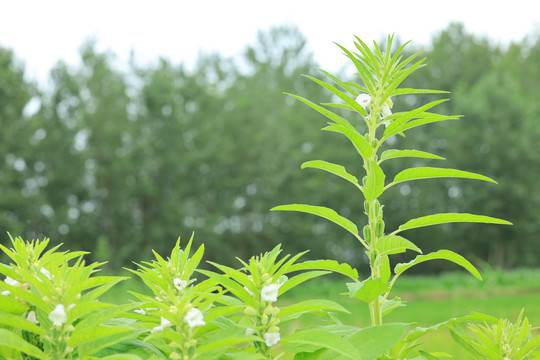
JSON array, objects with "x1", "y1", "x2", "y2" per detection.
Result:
[{"x1": 1, "y1": 23, "x2": 538, "y2": 272}]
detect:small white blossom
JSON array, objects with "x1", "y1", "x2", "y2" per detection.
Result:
[
  {"x1": 184, "y1": 308, "x2": 205, "y2": 328},
  {"x1": 26, "y1": 310, "x2": 38, "y2": 324},
  {"x1": 245, "y1": 327, "x2": 255, "y2": 336},
  {"x1": 173, "y1": 278, "x2": 187, "y2": 291},
  {"x1": 40, "y1": 267, "x2": 52, "y2": 280},
  {"x1": 264, "y1": 332, "x2": 280, "y2": 347},
  {"x1": 48, "y1": 304, "x2": 67, "y2": 327},
  {"x1": 4, "y1": 276, "x2": 20, "y2": 287},
  {"x1": 67, "y1": 303, "x2": 76, "y2": 311},
  {"x1": 134, "y1": 308, "x2": 146, "y2": 315},
  {"x1": 261, "y1": 283, "x2": 280, "y2": 302},
  {"x1": 355, "y1": 93, "x2": 371, "y2": 109},
  {"x1": 381, "y1": 104, "x2": 392, "y2": 118},
  {"x1": 151, "y1": 316, "x2": 173, "y2": 333},
  {"x1": 1, "y1": 290, "x2": 10, "y2": 296}
]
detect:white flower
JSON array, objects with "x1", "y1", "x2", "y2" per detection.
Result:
[
  {"x1": 381, "y1": 104, "x2": 392, "y2": 118},
  {"x1": 40, "y1": 267, "x2": 52, "y2": 280},
  {"x1": 1, "y1": 290, "x2": 10, "y2": 296},
  {"x1": 48, "y1": 304, "x2": 67, "y2": 327},
  {"x1": 261, "y1": 283, "x2": 280, "y2": 302},
  {"x1": 4, "y1": 276, "x2": 20, "y2": 287},
  {"x1": 264, "y1": 332, "x2": 280, "y2": 347},
  {"x1": 355, "y1": 93, "x2": 371, "y2": 109},
  {"x1": 173, "y1": 278, "x2": 187, "y2": 291},
  {"x1": 151, "y1": 316, "x2": 173, "y2": 333},
  {"x1": 134, "y1": 308, "x2": 146, "y2": 315},
  {"x1": 245, "y1": 327, "x2": 255, "y2": 336},
  {"x1": 184, "y1": 308, "x2": 205, "y2": 328},
  {"x1": 26, "y1": 310, "x2": 38, "y2": 324}
]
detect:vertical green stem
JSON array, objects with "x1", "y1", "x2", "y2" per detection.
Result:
[{"x1": 367, "y1": 99, "x2": 383, "y2": 326}]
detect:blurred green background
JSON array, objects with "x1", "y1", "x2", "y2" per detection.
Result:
[{"x1": 1, "y1": 23, "x2": 539, "y2": 273}]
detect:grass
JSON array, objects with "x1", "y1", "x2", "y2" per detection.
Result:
[{"x1": 100, "y1": 267, "x2": 540, "y2": 359}]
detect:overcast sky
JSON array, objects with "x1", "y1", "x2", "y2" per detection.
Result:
[{"x1": 1, "y1": 0, "x2": 539, "y2": 86}]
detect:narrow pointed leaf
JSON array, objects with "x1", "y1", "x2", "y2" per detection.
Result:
[
  {"x1": 395, "y1": 213, "x2": 512, "y2": 233},
  {"x1": 377, "y1": 235, "x2": 422, "y2": 256},
  {"x1": 394, "y1": 250, "x2": 482, "y2": 280},
  {"x1": 348, "y1": 323, "x2": 414, "y2": 360},
  {"x1": 271, "y1": 204, "x2": 358, "y2": 237},
  {"x1": 389, "y1": 167, "x2": 497, "y2": 187},
  {"x1": 286, "y1": 93, "x2": 355, "y2": 131},
  {"x1": 286, "y1": 259, "x2": 359, "y2": 280},
  {"x1": 380, "y1": 149, "x2": 445, "y2": 162},
  {"x1": 392, "y1": 88, "x2": 449, "y2": 96},
  {"x1": 382, "y1": 99, "x2": 448, "y2": 141},
  {"x1": 302, "y1": 160, "x2": 359, "y2": 187},
  {"x1": 303, "y1": 74, "x2": 368, "y2": 117},
  {"x1": 323, "y1": 123, "x2": 372, "y2": 161},
  {"x1": 0, "y1": 328, "x2": 46, "y2": 359},
  {"x1": 282, "y1": 329, "x2": 362, "y2": 360},
  {"x1": 347, "y1": 278, "x2": 389, "y2": 303},
  {"x1": 363, "y1": 160, "x2": 385, "y2": 201}
]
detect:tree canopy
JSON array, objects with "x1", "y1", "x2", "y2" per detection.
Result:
[{"x1": 1, "y1": 24, "x2": 538, "y2": 271}]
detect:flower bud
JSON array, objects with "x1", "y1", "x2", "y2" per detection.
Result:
[
  {"x1": 376, "y1": 219, "x2": 385, "y2": 237},
  {"x1": 261, "y1": 314, "x2": 269, "y2": 325},
  {"x1": 269, "y1": 325, "x2": 280, "y2": 333},
  {"x1": 261, "y1": 273, "x2": 270, "y2": 282},
  {"x1": 244, "y1": 306, "x2": 257, "y2": 317},
  {"x1": 187, "y1": 339, "x2": 197, "y2": 347},
  {"x1": 170, "y1": 352, "x2": 182, "y2": 360},
  {"x1": 363, "y1": 225, "x2": 371, "y2": 244},
  {"x1": 264, "y1": 304, "x2": 274, "y2": 315},
  {"x1": 169, "y1": 305, "x2": 178, "y2": 314}
]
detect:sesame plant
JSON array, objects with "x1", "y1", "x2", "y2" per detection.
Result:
[
  {"x1": 269, "y1": 35, "x2": 526, "y2": 358},
  {"x1": 0, "y1": 235, "x2": 142, "y2": 359}
]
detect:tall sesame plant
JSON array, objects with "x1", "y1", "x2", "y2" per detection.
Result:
[{"x1": 272, "y1": 35, "x2": 512, "y2": 329}]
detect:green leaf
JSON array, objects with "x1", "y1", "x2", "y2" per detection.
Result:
[
  {"x1": 394, "y1": 213, "x2": 512, "y2": 233},
  {"x1": 348, "y1": 323, "x2": 413, "y2": 360},
  {"x1": 279, "y1": 299, "x2": 350, "y2": 322},
  {"x1": 418, "y1": 350, "x2": 441, "y2": 360},
  {"x1": 0, "y1": 328, "x2": 46, "y2": 359},
  {"x1": 514, "y1": 334, "x2": 540, "y2": 359},
  {"x1": 381, "y1": 297, "x2": 406, "y2": 316},
  {"x1": 377, "y1": 235, "x2": 422, "y2": 256},
  {"x1": 379, "y1": 149, "x2": 445, "y2": 162},
  {"x1": 0, "y1": 292, "x2": 29, "y2": 315},
  {"x1": 389, "y1": 167, "x2": 497, "y2": 187},
  {"x1": 303, "y1": 74, "x2": 368, "y2": 117},
  {"x1": 282, "y1": 329, "x2": 362, "y2": 360},
  {"x1": 76, "y1": 328, "x2": 141, "y2": 358},
  {"x1": 347, "y1": 278, "x2": 389, "y2": 303},
  {"x1": 279, "y1": 271, "x2": 331, "y2": 296},
  {"x1": 302, "y1": 160, "x2": 359, "y2": 188},
  {"x1": 394, "y1": 250, "x2": 482, "y2": 280},
  {"x1": 322, "y1": 123, "x2": 373, "y2": 161},
  {"x1": 271, "y1": 204, "x2": 358, "y2": 238},
  {"x1": 382, "y1": 100, "x2": 448, "y2": 141},
  {"x1": 0, "y1": 311, "x2": 47, "y2": 335},
  {"x1": 392, "y1": 88, "x2": 449, "y2": 96},
  {"x1": 363, "y1": 160, "x2": 385, "y2": 201},
  {"x1": 286, "y1": 259, "x2": 359, "y2": 280},
  {"x1": 286, "y1": 93, "x2": 355, "y2": 131}
]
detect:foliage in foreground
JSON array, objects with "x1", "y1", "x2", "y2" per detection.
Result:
[{"x1": 1, "y1": 36, "x2": 538, "y2": 359}]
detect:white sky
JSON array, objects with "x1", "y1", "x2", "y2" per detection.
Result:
[{"x1": 1, "y1": 0, "x2": 539, "y2": 87}]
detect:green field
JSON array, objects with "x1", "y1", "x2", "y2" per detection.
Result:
[{"x1": 102, "y1": 268, "x2": 540, "y2": 359}]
